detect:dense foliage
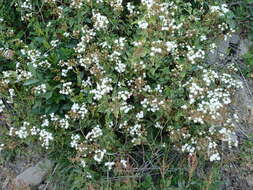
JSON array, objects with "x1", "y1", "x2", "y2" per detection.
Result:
[{"x1": 0, "y1": 0, "x2": 247, "y2": 188}]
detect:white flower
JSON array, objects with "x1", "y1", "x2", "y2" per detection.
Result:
[
  {"x1": 70, "y1": 0, "x2": 83, "y2": 8},
  {"x1": 86, "y1": 172, "x2": 92, "y2": 179},
  {"x1": 129, "y1": 124, "x2": 142, "y2": 136},
  {"x1": 39, "y1": 129, "x2": 53, "y2": 149},
  {"x1": 221, "y1": 4, "x2": 230, "y2": 14},
  {"x1": 0, "y1": 99, "x2": 5, "y2": 113},
  {"x1": 94, "y1": 149, "x2": 106, "y2": 163},
  {"x1": 85, "y1": 125, "x2": 103, "y2": 141},
  {"x1": 120, "y1": 102, "x2": 134, "y2": 113},
  {"x1": 110, "y1": 0, "x2": 123, "y2": 10},
  {"x1": 16, "y1": 126, "x2": 28, "y2": 138},
  {"x1": 34, "y1": 84, "x2": 47, "y2": 94},
  {"x1": 200, "y1": 35, "x2": 207, "y2": 41},
  {"x1": 70, "y1": 103, "x2": 88, "y2": 119},
  {"x1": 63, "y1": 32, "x2": 70, "y2": 37},
  {"x1": 50, "y1": 40, "x2": 59, "y2": 48},
  {"x1": 50, "y1": 113, "x2": 58, "y2": 121},
  {"x1": 219, "y1": 127, "x2": 238, "y2": 148},
  {"x1": 15, "y1": 122, "x2": 30, "y2": 139},
  {"x1": 136, "y1": 111, "x2": 144, "y2": 119},
  {"x1": 209, "y1": 152, "x2": 221, "y2": 162},
  {"x1": 80, "y1": 160, "x2": 86, "y2": 168},
  {"x1": 165, "y1": 41, "x2": 177, "y2": 52},
  {"x1": 181, "y1": 105, "x2": 187, "y2": 110},
  {"x1": 120, "y1": 160, "x2": 127, "y2": 168},
  {"x1": 181, "y1": 144, "x2": 195, "y2": 154},
  {"x1": 115, "y1": 61, "x2": 126, "y2": 73},
  {"x1": 75, "y1": 27, "x2": 96, "y2": 54},
  {"x1": 30, "y1": 126, "x2": 39, "y2": 135},
  {"x1": 20, "y1": 0, "x2": 32, "y2": 9},
  {"x1": 105, "y1": 162, "x2": 115, "y2": 170},
  {"x1": 127, "y1": 3, "x2": 135, "y2": 14},
  {"x1": 90, "y1": 77, "x2": 113, "y2": 100},
  {"x1": 210, "y1": 4, "x2": 230, "y2": 16},
  {"x1": 70, "y1": 134, "x2": 81, "y2": 149},
  {"x1": 142, "y1": 0, "x2": 154, "y2": 9},
  {"x1": 187, "y1": 48, "x2": 205, "y2": 63},
  {"x1": 118, "y1": 91, "x2": 131, "y2": 101},
  {"x1": 59, "y1": 117, "x2": 70, "y2": 129},
  {"x1": 9, "y1": 88, "x2": 15, "y2": 97},
  {"x1": 42, "y1": 119, "x2": 49, "y2": 127},
  {"x1": 59, "y1": 82, "x2": 72, "y2": 95},
  {"x1": 93, "y1": 12, "x2": 109, "y2": 30},
  {"x1": 0, "y1": 144, "x2": 4, "y2": 152},
  {"x1": 138, "y1": 20, "x2": 148, "y2": 29},
  {"x1": 154, "y1": 122, "x2": 163, "y2": 129},
  {"x1": 150, "y1": 47, "x2": 162, "y2": 56}
]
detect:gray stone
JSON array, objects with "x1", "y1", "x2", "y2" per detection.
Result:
[
  {"x1": 246, "y1": 175, "x2": 253, "y2": 187},
  {"x1": 230, "y1": 34, "x2": 240, "y2": 45},
  {"x1": 239, "y1": 38, "x2": 253, "y2": 56},
  {"x1": 13, "y1": 159, "x2": 53, "y2": 189},
  {"x1": 233, "y1": 79, "x2": 253, "y2": 129},
  {"x1": 206, "y1": 37, "x2": 230, "y2": 65},
  {"x1": 206, "y1": 34, "x2": 252, "y2": 65}
]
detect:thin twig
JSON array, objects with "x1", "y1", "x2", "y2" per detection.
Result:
[{"x1": 43, "y1": 163, "x2": 58, "y2": 190}]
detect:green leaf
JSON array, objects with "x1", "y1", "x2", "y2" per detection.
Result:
[
  {"x1": 23, "y1": 79, "x2": 40, "y2": 86},
  {"x1": 44, "y1": 91, "x2": 53, "y2": 100},
  {"x1": 45, "y1": 104, "x2": 59, "y2": 114}
]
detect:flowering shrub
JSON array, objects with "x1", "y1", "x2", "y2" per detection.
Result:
[{"x1": 0, "y1": 0, "x2": 242, "y2": 182}]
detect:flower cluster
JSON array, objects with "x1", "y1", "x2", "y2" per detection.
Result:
[
  {"x1": 69, "y1": 103, "x2": 88, "y2": 120},
  {"x1": 85, "y1": 125, "x2": 103, "y2": 141},
  {"x1": 8, "y1": 121, "x2": 54, "y2": 149},
  {"x1": 59, "y1": 82, "x2": 73, "y2": 95},
  {"x1": 70, "y1": 0, "x2": 84, "y2": 9},
  {"x1": 34, "y1": 84, "x2": 47, "y2": 94},
  {"x1": 177, "y1": 68, "x2": 243, "y2": 161},
  {"x1": 210, "y1": 4, "x2": 230, "y2": 16},
  {"x1": 92, "y1": 12, "x2": 109, "y2": 31},
  {"x1": 0, "y1": 0, "x2": 239, "y2": 180},
  {"x1": 90, "y1": 77, "x2": 113, "y2": 100}
]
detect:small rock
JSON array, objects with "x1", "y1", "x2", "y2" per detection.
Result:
[
  {"x1": 246, "y1": 175, "x2": 253, "y2": 187},
  {"x1": 206, "y1": 34, "x2": 252, "y2": 65},
  {"x1": 233, "y1": 79, "x2": 253, "y2": 128},
  {"x1": 13, "y1": 159, "x2": 54, "y2": 189},
  {"x1": 206, "y1": 37, "x2": 230, "y2": 65},
  {"x1": 239, "y1": 38, "x2": 253, "y2": 56},
  {"x1": 230, "y1": 34, "x2": 240, "y2": 45}
]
